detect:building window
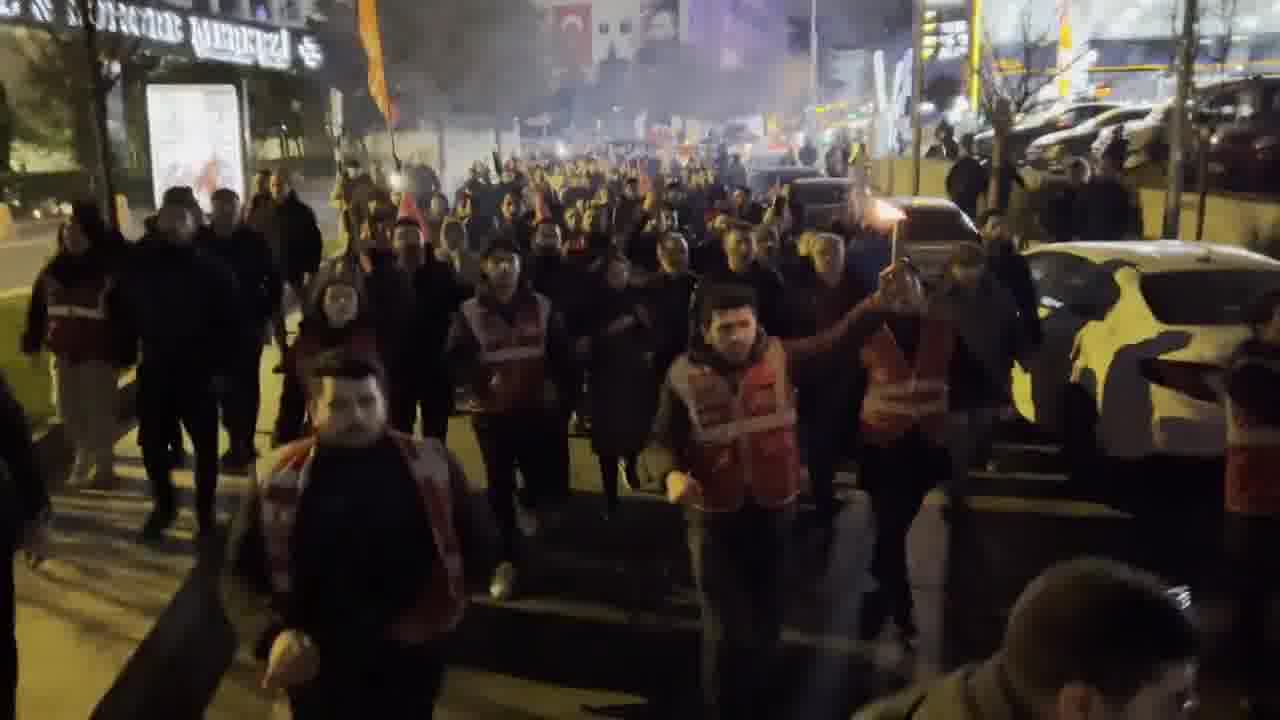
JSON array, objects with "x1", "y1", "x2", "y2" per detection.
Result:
[
  {"x1": 599, "y1": 22, "x2": 609, "y2": 34},
  {"x1": 619, "y1": 20, "x2": 632, "y2": 34}
]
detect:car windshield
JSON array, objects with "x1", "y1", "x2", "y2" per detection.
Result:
[
  {"x1": 792, "y1": 182, "x2": 849, "y2": 206},
  {"x1": 901, "y1": 206, "x2": 979, "y2": 244},
  {"x1": 1141, "y1": 269, "x2": 1280, "y2": 325}
]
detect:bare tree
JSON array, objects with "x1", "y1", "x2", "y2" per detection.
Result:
[
  {"x1": 975, "y1": 3, "x2": 1087, "y2": 211},
  {"x1": 19, "y1": 1, "x2": 143, "y2": 228},
  {"x1": 1201, "y1": 0, "x2": 1241, "y2": 79}
]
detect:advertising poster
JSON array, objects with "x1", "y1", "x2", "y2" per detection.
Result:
[{"x1": 146, "y1": 83, "x2": 245, "y2": 213}]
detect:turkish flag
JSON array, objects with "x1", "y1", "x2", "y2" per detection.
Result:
[{"x1": 553, "y1": 4, "x2": 592, "y2": 69}]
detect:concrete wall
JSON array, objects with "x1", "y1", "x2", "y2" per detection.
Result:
[{"x1": 868, "y1": 157, "x2": 1280, "y2": 251}]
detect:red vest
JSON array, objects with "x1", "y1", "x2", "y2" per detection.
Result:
[
  {"x1": 669, "y1": 338, "x2": 802, "y2": 512},
  {"x1": 44, "y1": 273, "x2": 114, "y2": 363},
  {"x1": 1225, "y1": 353, "x2": 1280, "y2": 516},
  {"x1": 461, "y1": 293, "x2": 551, "y2": 414},
  {"x1": 258, "y1": 433, "x2": 467, "y2": 640},
  {"x1": 859, "y1": 315, "x2": 954, "y2": 447}
]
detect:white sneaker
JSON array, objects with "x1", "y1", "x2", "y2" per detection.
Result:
[
  {"x1": 516, "y1": 505, "x2": 540, "y2": 538},
  {"x1": 489, "y1": 561, "x2": 517, "y2": 601}
]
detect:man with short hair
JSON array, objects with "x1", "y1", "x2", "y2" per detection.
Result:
[
  {"x1": 116, "y1": 198, "x2": 241, "y2": 542},
  {"x1": 270, "y1": 170, "x2": 324, "y2": 298},
  {"x1": 446, "y1": 245, "x2": 578, "y2": 601},
  {"x1": 222, "y1": 351, "x2": 483, "y2": 720},
  {"x1": 201, "y1": 188, "x2": 283, "y2": 472},
  {"x1": 855, "y1": 558, "x2": 1199, "y2": 720},
  {"x1": 640, "y1": 277, "x2": 892, "y2": 720}
]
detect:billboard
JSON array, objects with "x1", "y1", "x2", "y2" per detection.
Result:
[{"x1": 146, "y1": 84, "x2": 245, "y2": 213}]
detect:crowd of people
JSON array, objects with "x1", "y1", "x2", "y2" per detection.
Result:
[{"x1": 0, "y1": 146, "x2": 1267, "y2": 720}]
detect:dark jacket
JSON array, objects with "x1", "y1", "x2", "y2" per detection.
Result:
[
  {"x1": 221, "y1": 437, "x2": 491, "y2": 664},
  {"x1": 0, "y1": 373, "x2": 48, "y2": 552},
  {"x1": 526, "y1": 253, "x2": 589, "y2": 337},
  {"x1": 114, "y1": 236, "x2": 242, "y2": 377},
  {"x1": 361, "y1": 249, "x2": 417, "y2": 378},
  {"x1": 644, "y1": 271, "x2": 699, "y2": 378},
  {"x1": 985, "y1": 246, "x2": 1042, "y2": 351},
  {"x1": 935, "y1": 276, "x2": 1024, "y2": 411},
  {"x1": 444, "y1": 288, "x2": 581, "y2": 417},
  {"x1": 584, "y1": 286, "x2": 659, "y2": 457},
  {"x1": 199, "y1": 224, "x2": 283, "y2": 333},
  {"x1": 22, "y1": 250, "x2": 134, "y2": 367},
  {"x1": 638, "y1": 299, "x2": 885, "y2": 492},
  {"x1": 277, "y1": 192, "x2": 324, "y2": 283},
  {"x1": 1074, "y1": 177, "x2": 1143, "y2": 242}
]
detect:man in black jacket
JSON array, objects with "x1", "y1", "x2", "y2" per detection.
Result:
[
  {"x1": 202, "y1": 188, "x2": 283, "y2": 472},
  {"x1": 270, "y1": 171, "x2": 324, "y2": 297},
  {"x1": 0, "y1": 372, "x2": 49, "y2": 720},
  {"x1": 117, "y1": 200, "x2": 241, "y2": 542},
  {"x1": 979, "y1": 211, "x2": 1042, "y2": 351}
]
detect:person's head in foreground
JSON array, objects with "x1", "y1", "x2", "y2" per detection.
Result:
[
  {"x1": 307, "y1": 351, "x2": 389, "y2": 449},
  {"x1": 699, "y1": 283, "x2": 760, "y2": 367},
  {"x1": 861, "y1": 557, "x2": 1199, "y2": 720}
]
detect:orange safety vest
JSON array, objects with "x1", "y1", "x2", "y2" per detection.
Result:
[
  {"x1": 258, "y1": 433, "x2": 467, "y2": 638},
  {"x1": 1224, "y1": 354, "x2": 1280, "y2": 516},
  {"x1": 859, "y1": 315, "x2": 954, "y2": 447},
  {"x1": 44, "y1": 273, "x2": 114, "y2": 362},
  {"x1": 460, "y1": 293, "x2": 552, "y2": 414},
  {"x1": 668, "y1": 338, "x2": 802, "y2": 512}
]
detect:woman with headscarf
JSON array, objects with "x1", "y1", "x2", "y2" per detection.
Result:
[
  {"x1": 579, "y1": 252, "x2": 658, "y2": 518},
  {"x1": 271, "y1": 261, "x2": 379, "y2": 445},
  {"x1": 22, "y1": 203, "x2": 133, "y2": 488}
]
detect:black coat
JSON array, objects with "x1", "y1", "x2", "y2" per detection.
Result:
[
  {"x1": 585, "y1": 287, "x2": 659, "y2": 457},
  {"x1": 199, "y1": 225, "x2": 284, "y2": 333},
  {"x1": 276, "y1": 192, "x2": 324, "y2": 284},
  {"x1": 114, "y1": 236, "x2": 242, "y2": 378}
]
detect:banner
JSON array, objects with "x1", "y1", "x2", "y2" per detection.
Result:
[{"x1": 357, "y1": 0, "x2": 392, "y2": 122}]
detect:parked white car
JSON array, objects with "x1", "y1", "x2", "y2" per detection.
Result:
[{"x1": 1011, "y1": 241, "x2": 1280, "y2": 469}]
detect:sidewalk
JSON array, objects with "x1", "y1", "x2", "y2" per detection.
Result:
[{"x1": 14, "y1": 360, "x2": 264, "y2": 720}]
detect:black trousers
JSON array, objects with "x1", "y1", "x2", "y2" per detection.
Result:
[
  {"x1": 858, "y1": 428, "x2": 948, "y2": 642},
  {"x1": 1224, "y1": 513, "x2": 1280, "y2": 704},
  {"x1": 222, "y1": 342, "x2": 264, "y2": 457},
  {"x1": 472, "y1": 411, "x2": 569, "y2": 562},
  {"x1": 597, "y1": 453, "x2": 637, "y2": 509},
  {"x1": 0, "y1": 550, "x2": 14, "y2": 720},
  {"x1": 688, "y1": 504, "x2": 793, "y2": 720},
  {"x1": 273, "y1": 369, "x2": 307, "y2": 446},
  {"x1": 390, "y1": 373, "x2": 453, "y2": 442},
  {"x1": 289, "y1": 642, "x2": 445, "y2": 719},
  {"x1": 138, "y1": 366, "x2": 220, "y2": 527}
]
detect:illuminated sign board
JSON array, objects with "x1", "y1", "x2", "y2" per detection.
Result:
[
  {"x1": 0, "y1": 0, "x2": 324, "y2": 71},
  {"x1": 146, "y1": 83, "x2": 246, "y2": 213}
]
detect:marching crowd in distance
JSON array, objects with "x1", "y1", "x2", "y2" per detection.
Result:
[{"x1": 0, "y1": 142, "x2": 1261, "y2": 719}]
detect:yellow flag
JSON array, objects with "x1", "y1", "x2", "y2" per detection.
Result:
[{"x1": 357, "y1": 0, "x2": 392, "y2": 121}]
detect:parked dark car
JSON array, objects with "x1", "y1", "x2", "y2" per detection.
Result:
[{"x1": 1198, "y1": 75, "x2": 1280, "y2": 193}]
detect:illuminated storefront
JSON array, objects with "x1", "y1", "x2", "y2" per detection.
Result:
[{"x1": 0, "y1": 0, "x2": 325, "y2": 71}]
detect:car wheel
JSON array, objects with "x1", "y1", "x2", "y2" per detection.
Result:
[{"x1": 1059, "y1": 383, "x2": 1101, "y2": 486}]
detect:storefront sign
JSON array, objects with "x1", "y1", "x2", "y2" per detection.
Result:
[{"x1": 0, "y1": 0, "x2": 324, "y2": 71}]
